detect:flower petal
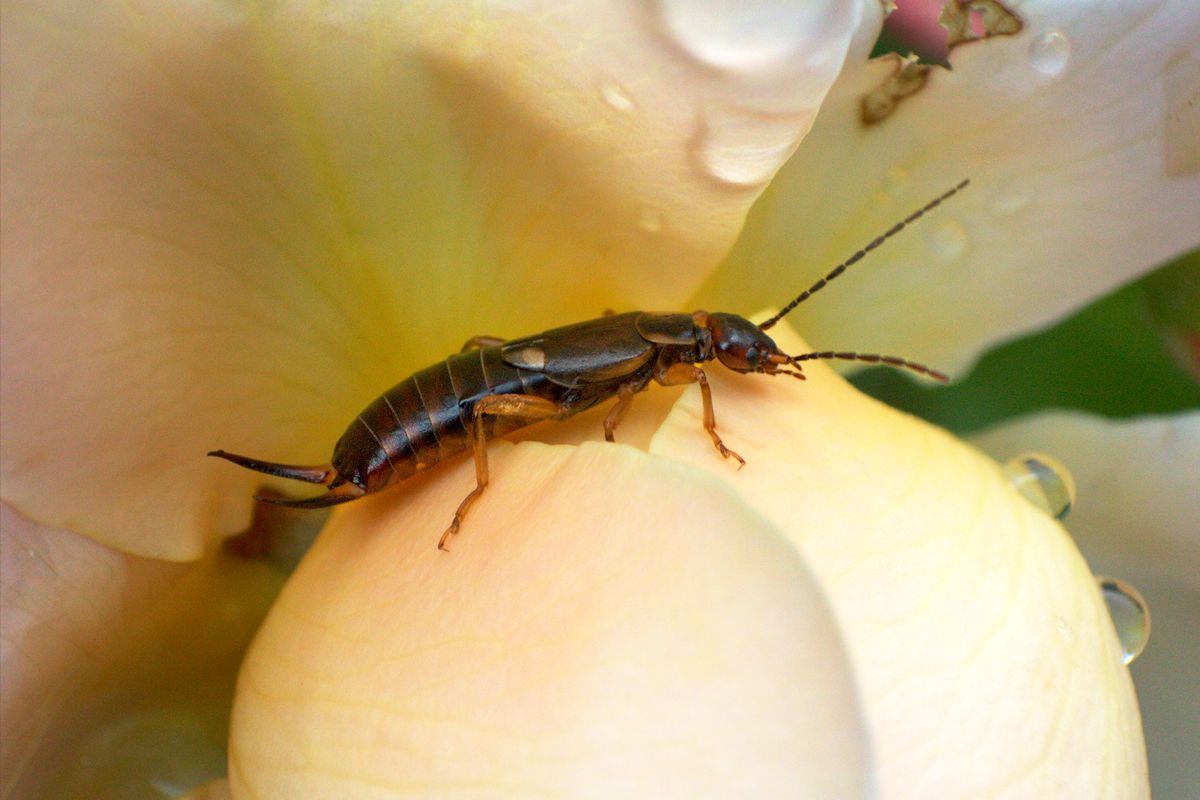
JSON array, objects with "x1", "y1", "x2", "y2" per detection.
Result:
[
  {"x1": 0, "y1": 0, "x2": 859, "y2": 559},
  {"x1": 649, "y1": 320, "x2": 1147, "y2": 797},
  {"x1": 230, "y1": 443, "x2": 869, "y2": 797},
  {"x1": 698, "y1": 0, "x2": 1200, "y2": 375},
  {"x1": 0, "y1": 503, "x2": 281, "y2": 797}
]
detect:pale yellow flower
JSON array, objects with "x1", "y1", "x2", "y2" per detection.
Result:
[{"x1": 3, "y1": 0, "x2": 1195, "y2": 797}]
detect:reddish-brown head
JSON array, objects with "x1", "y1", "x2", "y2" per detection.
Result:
[{"x1": 703, "y1": 312, "x2": 790, "y2": 374}]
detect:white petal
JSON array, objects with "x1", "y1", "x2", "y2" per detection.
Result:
[{"x1": 699, "y1": 1, "x2": 1200, "y2": 375}]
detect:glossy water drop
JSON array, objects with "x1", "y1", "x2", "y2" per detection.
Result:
[
  {"x1": 1097, "y1": 576, "x2": 1150, "y2": 664},
  {"x1": 1004, "y1": 452, "x2": 1075, "y2": 519},
  {"x1": 655, "y1": 0, "x2": 850, "y2": 73},
  {"x1": 601, "y1": 83, "x2": 635, "y2": 113},
  {"x1": 693, "y1": 107, "x2": 803, "y2": 188},
  {"x1": 1028, "y1": 30, "x2": 1071, "y2": 77},
  {"x1": 987, "y1": 183, "x2": 1029, "y2": 215},
  {"x1": 638, "y1": 207, "x2": 665, "y2": 233},
  {"x1": 923, "y1": 218, "x2": 969, "y2": 261}
]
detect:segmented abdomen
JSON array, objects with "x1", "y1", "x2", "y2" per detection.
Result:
[{"x1": 331, "y1": 348, "x2": 553, "y2": 493}]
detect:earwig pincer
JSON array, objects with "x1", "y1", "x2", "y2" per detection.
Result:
[{"x1": 211, "y1": 179, "x2": 968, "y2": 549}]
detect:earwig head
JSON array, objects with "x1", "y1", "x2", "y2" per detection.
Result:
[{"x1": 704, "y1": 312, "x2": 786, "y2": 373}]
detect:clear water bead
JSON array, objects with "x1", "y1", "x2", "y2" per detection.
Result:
[
  {"x1": 655, "y1": 0, "x2": 850, "y2": 73},
  {"x1": 1004, "y1": 452, "x2": 1075, "y2": 519},
  {"x1": 987, "y1": 183, "x2": 1029, "y2": 216},
  {"x1": 1097, "y1": 576, "x2": 1150, "y2": 664},
  {"x1": 638, "y1": 207, "x2": 665, "y2": 233},
  {"x1": 692, "y1": 106, "x2": 803, "y2": 188},
  {"x1": 600, "y1": 83, "x2": 635, "y2": 112},
  {"x1": 1029, "y1": 31, "x2": 1071, "y2": 77},
  {"x1": 923, "y1": 219, "x2": 969, "y2": 261}
]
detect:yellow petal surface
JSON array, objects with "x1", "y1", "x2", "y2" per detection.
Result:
[
  {"x1": 1, "y1": 1, "x2": 858, "y2": 559},
  {"x1": 698, "y1": 0, "x2": 1200, "y2": 375},
  {"x1": 230, "y1": 443, "x2": 869, "y2": 798},
  {"x1": 648, "y1": 321, "x2": 1148, "y2": 798}
]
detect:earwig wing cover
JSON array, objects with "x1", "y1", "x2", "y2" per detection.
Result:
[{"x1": 502, "y1": 312, "x2": 655, "y2": 386}]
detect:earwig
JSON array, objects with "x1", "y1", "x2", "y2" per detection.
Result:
[{"x1": 211, "y1": 179, "x2": 968, "y2": 549}]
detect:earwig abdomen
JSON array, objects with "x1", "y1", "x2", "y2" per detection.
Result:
[{"x1": 333, "y1": 347, "x2": 560, "y2": 494}]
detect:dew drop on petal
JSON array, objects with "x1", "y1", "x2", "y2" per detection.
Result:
[
  {"x1": 1003, "y1": 452, "x2": 1075, "y2": 519},
  {"x1": 654, "y1": 0, "x2": 851, "y2": 73},
  {"x1": 1055, "y1": 616, "x2": 1075, "y2": 645},
  {"x1": 1097, "y1": 575, "x2": 1150, "y2": 665},
  {"x1": 1028, "y1": 30, "x2": 1071, "y2": 77},
  {"x1": 923, "y1": 218, "x2": 969, "y2": 261},
  {"x1": 987, "y1": 182, "x2": 1030, "y2": 216},
  {"x1": 601, "y1": 83, "x2": 635, "y2": 113},
  {"x1": 692, "y1": 106, "x2": 804, "y2": 188},
  {"x1": 638, "y1": 207, "x2": 665, "y2": 233}
]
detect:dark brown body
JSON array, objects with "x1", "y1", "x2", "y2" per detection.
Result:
[{"x1": 336, "y1": 311, "x2": 704, "y2": 495}]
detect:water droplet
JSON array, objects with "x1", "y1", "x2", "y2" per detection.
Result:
[
  {"x1": 1028, "y1": 30, "x2": 1071, "y2": 77},
  {"x1": 923, "y1": 219, "x2": 969, "y2": 261},
  {"x1": 601, "y1": 83, "x2": 635, "y2": 113},
  {"x1": 987, "y1": 183, "x2": 1029, "y2": 216},
  {"x1": 1097, "y1": 576, "x2": 1150, "y2": 664},
  {"x1": 638, "y1": 208, "x2": 665, "y2": 233},
  {"x1": 1055, "y1": 616, "x2": 1075, "y2": 645},
  {"x1": 1004, "y1": 452, "x2": 1075, "y2": 519},
  {"x1": 692, "y1": 106, "x2": 803, "y2": 188},
  {"x1": 655, "y1": 0, "x2": 852, "y2": 73}
]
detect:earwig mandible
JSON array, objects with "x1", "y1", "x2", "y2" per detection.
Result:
[{"x1": 211, "y1": 179, "x2": 969, "y2": 550}]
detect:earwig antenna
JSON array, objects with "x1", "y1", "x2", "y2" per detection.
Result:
[
  {"x1": 759, "y1": 178, "x2": 969, "y2": 331},
  {"x1": 790, "y1": 351, "x2": 948, "y2": 382}
]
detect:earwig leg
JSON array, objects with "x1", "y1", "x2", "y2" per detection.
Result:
[
  {"x1": 603, "y1": 382, "x2": 639, "y2": 443},
  {"x1": 460, "y1": 335, "x2": 507, "y2": 352},
  {"x1": 655, "y1": 363, "x2": 745, "y2": 468},
  {"x1": 440, "y1": 393, "x2": 562, "y2": 551}
]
